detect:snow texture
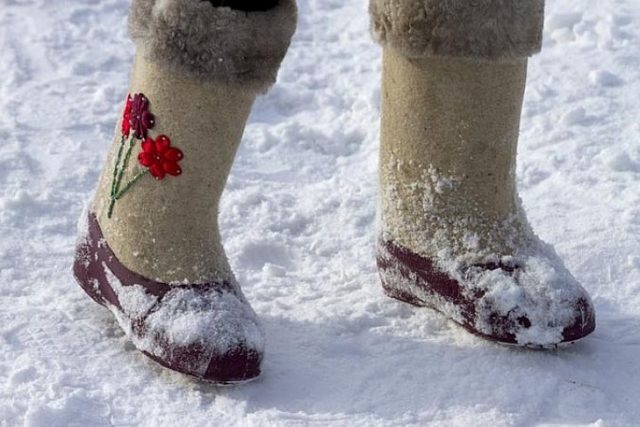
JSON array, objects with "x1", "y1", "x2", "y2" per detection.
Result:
[{"x1": 1, "y1": 0, "x2": 640, "y2": 425}]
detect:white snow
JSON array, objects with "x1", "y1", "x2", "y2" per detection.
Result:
[
  {"x1": 1, "y1": 0, "x2": 640, "y2": 425},
  {"x1": 103, "y1": 263, "x2": 159, "y2": 319}
]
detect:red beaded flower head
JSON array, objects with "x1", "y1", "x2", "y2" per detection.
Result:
[
  {"x1": 121, "y1": 93, "x2": 155, "y2": 138},
  {"x1": 138, "y1": 135, "x2": 183, "y2": 180},
  {"x1": 121, "y1": 94, "x2": 133, "y2": 137}
]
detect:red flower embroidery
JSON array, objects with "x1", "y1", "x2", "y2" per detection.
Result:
[
  {"x1": 121, "y1": 94, "x2": 133, "y2": 137},
  {"x1": 109, "y1": 93, "x2": 184, "y2": 218},
  {"x1": 138, "y1": 135, "x2": 183, "y2": 180},
  {"x1": 129, "y1": 93, "x2": 155, "y2": 139}
]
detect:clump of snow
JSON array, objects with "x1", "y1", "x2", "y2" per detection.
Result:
[
  {"x1": 606, "y1": 151, "x2": 639, "y2": 172},
  {"x1": 148, "y1": 288, "x2": 264, "y2": 350},
  {"x1": 561, "y1": 107, "x2": 587, "y2": 125},
  {"x1": 262, "y1": 262, "x2": 287, "y2": 277},
  {"x1": 546, "y1": 12, "x2": 584, "y2": 32},
  {"x1": 464, "y1": 241, "x2": 583, "y2": 345},
  {"x1": 103, "y1": 264, "x2": 158, "y2": 318},
  {"x1": 589, "y1": 70, "x2": 623, "y2": 87}
]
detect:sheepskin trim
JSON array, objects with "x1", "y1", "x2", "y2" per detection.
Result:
[
  {"x1": 129, "y1": 0, "x2": 297, "y2": 92},
  {"x1": 370, "y1": 0, "x2": 544, "y2": 61}
]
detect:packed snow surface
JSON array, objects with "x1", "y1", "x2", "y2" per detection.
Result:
[{"x1": 1, "y1": 0, "x2": 640, "y2": 426}]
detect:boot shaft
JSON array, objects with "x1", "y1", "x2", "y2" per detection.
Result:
[
  {"x1": 90, "y1": 0, "x2": 297, "y2": 284},
  {"x1": 372, "y1": 0, "x2": 543, "y2": 258},
  {"x1": 379, "y1": 51, "x2": 530, "y2": 258},
  {"x1": 94, "y1": 55, "x2": 257, "y2": 284},
  {"x1": 380, "y1": 52, "x2": 527, "y2": 219}
]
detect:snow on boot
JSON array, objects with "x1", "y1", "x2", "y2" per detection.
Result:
[
  {"x1": 73, "y1": 0, "x2": 297, "y2": 383},
  {"x1": 370, "y1": 0, "x2": 595, "y2": 346}
]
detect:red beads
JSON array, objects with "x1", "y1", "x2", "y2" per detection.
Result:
[{"x1": 138, "y1": 135, "x2": 183, "y2": 180}]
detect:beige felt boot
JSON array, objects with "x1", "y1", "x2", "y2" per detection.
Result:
[
  {"x1": 371, "y1": 0, "x2": 595, "y2": 346},
  {"x1": 73, "y1": 0, "x2": 297, "y2": 383}
]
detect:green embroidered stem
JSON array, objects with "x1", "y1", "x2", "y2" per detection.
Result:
[
  {"x1": 115, "y1": 135, "x2": 136, "y2": 193},
  {"x1": 107, "y1": 194, "x2": 117, "y2": 219},
  {"x1": 114, "y1": 169, "x2": 149, "y2": 200},
  {"x1": 108, "y1": 135, "x2": 136, "y2": 218},
  {"x1": 110, "y1": 134, "x2": 127, "y2": 197}
]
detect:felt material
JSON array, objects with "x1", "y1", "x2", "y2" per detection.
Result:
[
  {"x1": 370, "y1": 0, "x2": 544, "y2": 61},
  {"x1": 129, "y1": 0, "x2": 297, "y2": 92},
  {"x1": 379, "y1": 50, "x2": 529, "y2": 259},
  {"x1": 93, "y1": 54, "x2": 256, "y2": 284}
]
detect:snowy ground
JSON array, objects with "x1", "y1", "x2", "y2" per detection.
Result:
[{"x1": 1, "y1": 0, "x2": 639, "y2": 425}]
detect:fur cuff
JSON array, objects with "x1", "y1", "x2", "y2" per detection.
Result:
[
  {"x1": 370, "y1": 0, "x2": 544, "y2": 61},
  {"x1": 129, "y1": 0, "x2": 297, "y2": 92}
]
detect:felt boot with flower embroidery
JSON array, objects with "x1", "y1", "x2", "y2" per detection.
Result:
[
  {"x1": 73, "y1": 0, "x2": 296, "y2": 383},
  {"x1": 370, "y1": 0, "x2": 595, "y2": 346}
]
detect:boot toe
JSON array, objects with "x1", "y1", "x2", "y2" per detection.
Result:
[
  {"x1": 473, "y1": 252, "x2": 596, "y2": 346},
  {"x1": 560, "y1": 296, "x2": 596, "y2": 343},
  {"x1": 139, "y1": 286, "x2": 265, "y2": 383}
]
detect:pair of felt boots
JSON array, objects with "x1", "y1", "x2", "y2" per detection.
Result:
[{"x1": 73, "y1": 0, "x2": 596, "y2": 384}]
